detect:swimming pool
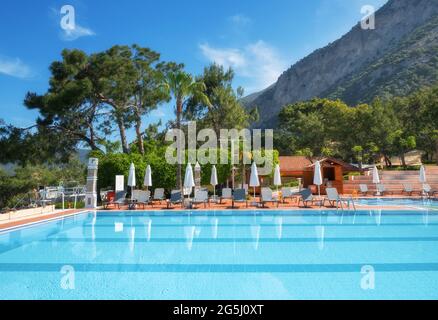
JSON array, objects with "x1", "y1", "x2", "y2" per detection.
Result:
[
  {"x1": 356, "y1": 198, "x2": 438, "y2": 208},
  {"x1": 1, "y1": 209, "x2": 438, "y2": 300}
]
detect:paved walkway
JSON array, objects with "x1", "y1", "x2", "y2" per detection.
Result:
[
  {"x1": 1, "y1": 195, "x2": 435, "y2": 231},
  {"x1": 0, "y1": 209, "x2": 83, "y2": 231}
]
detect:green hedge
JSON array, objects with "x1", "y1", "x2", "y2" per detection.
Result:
[
  {"x1": 90, "y1": 150, "x2": 177, "y2": 192},
  {"x1": 90, "y1": 147, "x2": 280, "y2": 193}
]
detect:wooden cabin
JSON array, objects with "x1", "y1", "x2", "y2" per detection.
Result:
[{"x1": 279, "y1": 156, "x2": 362, "y2": 194}]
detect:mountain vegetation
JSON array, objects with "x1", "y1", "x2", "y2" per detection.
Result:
[
  {"x1": 244, "y1": 0, "x2": 438, "y2": 128},
  {"x1": 276, "y1": 83, "x2": 438, "y2": 166}
]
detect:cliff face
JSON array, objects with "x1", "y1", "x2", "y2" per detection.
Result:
[{"x1": 246, "y1": 0, "x2": 438, "y2": 128}]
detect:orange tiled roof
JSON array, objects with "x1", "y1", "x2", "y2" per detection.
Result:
[
  {"x1": 279, "y1": 156, "x2": 314, "y2": 172},
  {"x1": 279, "y1": 156, "x2": 361, "y2": 172}
]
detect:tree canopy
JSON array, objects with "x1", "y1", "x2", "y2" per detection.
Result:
[{"x1": 276, "y1": 84, "x2": 438, "y2": 166}]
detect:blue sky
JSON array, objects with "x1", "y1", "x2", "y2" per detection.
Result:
[{"x1": 0, "y1": 0, "x2": 387, "y2": 139}]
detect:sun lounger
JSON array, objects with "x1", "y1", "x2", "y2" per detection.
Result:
[
  {"x1": 166, "y1": 190, "x2": 183, "y2": 209},
  {"x1": 103, "y1": 191, "x2": 126, "y2": 209},
  {"x1": 359, "y1": 184, "x2": 369, "y2": 196},
  {"x1": 260, "y1": 188, "x2": 280, "y2": 208},
  {"x1": 324, "y1": 188, "x2": 355, "y2": 210},
  {"x1": 423, "y1": 184, "x2": 438, "y2": 198},
  {"x1": 376, "y1": 184, "x2": 393, "y2": 196},
  {"x1": 297, "y1": 189, "x2": 322, "y2": 208},
  {"x1": 232, "y1": 189, "x2": 248, "y2": 208},
  {"x1": 402, "y1": 184, "x2": 419, "y2": 196},
  {"x1": 133, "y1": 190, "x2": 152, "y2": 209},
  {"x1": 281, "y1": 187, "x2": 299, "y2": 203},
  {"x1": 192, "y1": 190, "x2": 209, "y2": 209},
  {"x1": 153, "y1": 188, "x2": 165, "y2": 204},
  {"x1": 220, "y1": 188, "x2": 233, "y2": 204}
]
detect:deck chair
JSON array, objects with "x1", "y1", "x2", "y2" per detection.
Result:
[
  {"x1": 281, "y1": 187, "x2": 298, "y2": 203},
  {"x1": 103, "y1": 191, "x2": 126, "y2": 209},
  {"x1": 153, "y1": 188, "x2": 165, "y2": 204},
  {"x1": 192, "y1": 190, "x2": 209, "y2": 209},
  {"x1": 324, "y1": 188, "x2": 355, "y2": 210},
  {"x1": 166, "y1": 190, "x2": 183, "y2": 209},
  {"x1": 402, "y1": 184, "x2": 415, "y2": 196},
  {"x1": 220, "y1": 188, "x2": 233, "y2": 204},
  {"x1": 297, "y1": 189, "x2": 318, "y2": 208},
  {"x1": 376, "y1": 184, "x2": 393, "y2": 196},
  {"x1": 423, "y1": 184, "x2": 438, "y2": 198},
  {"x1": 133, "y1": 190, "x2": 151, "y2": 209},
  {"x1": 359, "y1": 184, "x2": 369, "y2": 196},
  {"x1": 231, "y1": 189, "x2": 248, "y2": 208},
  {"x1": 260, "y1": 188, "x2": 280, "y2": 208}
]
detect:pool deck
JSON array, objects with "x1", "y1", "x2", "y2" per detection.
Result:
[
  {"x1": 1, "y1": 196, "x2": 436, "y2": 231},
  {"x1": 0, "y1": 209, "x2": 84, "y2": 231}
]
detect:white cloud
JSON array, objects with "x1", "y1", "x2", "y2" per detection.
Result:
[
  {"x1": 60, "y1": 24, "x2": 96, "y2": 41},
  {"x1": 199, "y1": 44, "x2": 246, "y2": 69},
  {"x1": 0, "y1": 56, "x2": 32, "y2": 79},
  {"x1": 199, "y1": 41, "x2": 288, "y2": 93}
]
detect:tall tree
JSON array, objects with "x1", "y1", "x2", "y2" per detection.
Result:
[
  {"x1": 120, "y1": 45, "x2": 177, "y2": 155},
  {"x1": 24, "y1": 46, "x2": 175, "y2": 155},
  {"x1": 89, "y1": 45, "x2": 136, "y2": 154},
  {"x1": 90, "y1": 45, "x2": 176, "y2": 154},
  {"x1": 186, "y1": 64, "x2": 257, "y2": 134},
  {"x1": 24, "y1": 49, "x2": 104, "y2": 153},
  {"x1": 161, "y1": 70, "x2": 210, "y2": 190}
]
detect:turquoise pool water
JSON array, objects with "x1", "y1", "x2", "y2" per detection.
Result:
[
  {"x1": 1, "y1": 209, "x2": 438, "y2": 300},
  {"x1": 356, "y1": 198, "x2": 438, "y2": 208}
]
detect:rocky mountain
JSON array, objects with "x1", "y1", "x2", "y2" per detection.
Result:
[{"x1": 245, "y1": 0, "x2": 438, "y2": 128}]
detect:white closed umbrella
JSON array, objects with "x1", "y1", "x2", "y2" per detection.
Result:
[
  {"x1": 372, "y1": 165, "x2": 380, "y2": 195},
  {"x1": 143, "y1": 165, "x2": 152, "y2": 191},
  {"x1": 184, "y1": 163, "x2": 195, "y2": 200},
  {"x1": 128, "y1": 163, "x2": 136, "y2": 200},
  {"x1": 419, "y1": 165, "x2": 427, "y2": 184},
  {"x1": 250, "y1": 162, "x2": 260, "y2": 199},
  {"x1": 420, "y1": 165, "x2": 427, "y2": 195},
  {"x1": 210, "y1": 165, "x2": 218, "y2": 199},
  {"x1": 313, "y1": 161, "x2": 323, "y2": 197},
  {"x1": 372, "y1": 166, "x2": 380, "y2": 184},
  {"x1": 274, "y1": 164, "x2": 282, "y2": 192}
]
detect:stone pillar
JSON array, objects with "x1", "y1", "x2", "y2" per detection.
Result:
[{"x1": 85, "y1": 158, "x2": 99, "y2": 209}]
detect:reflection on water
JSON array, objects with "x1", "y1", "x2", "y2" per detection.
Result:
[
  {"x1": 91, "y1": 212, "x2": 97, "y2": 241},
  {"x1": 275, "y1": 217, "x2": 283, "y2": 240},
  {"x1": 423, "y1": 210, "x2": 430, "y2": 226},
  {"x1": 184, "y1": 226, "x2": 196, "y2": 251},
  {"x1": 376, "y1": 209, "x2": 382, "y2": 226},
  {"x1": 129, "y1": 227, "x2": 136, "y2": 253},
  {"x1": 250, "y1": 225, "x2": 261, "y2": 251},
  {"x1": 211, "y1": 218, "x2": 219, "y2": 239},
  {"x1": 315, "y1": 226, "x2": 325, "y2": 251},
  {"x1": 145, "y1": 219, "x2": 152, "y2": 242},
  {"x1": 114, "y1": 222, "x2": 123, "y2": 233}
]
